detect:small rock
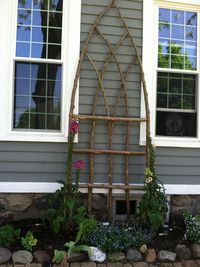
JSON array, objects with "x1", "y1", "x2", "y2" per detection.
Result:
[
  {"x1": 12, "y1": 250, "x2": 33, "y2": 264},
  {"x1": 145, "y1": 248, "x2": 156, "y2": 263},
  {"x1": 33, "y1": 250, "x2": 51, "y2": 263},
  {"x1": 175, "y1": 244, "x2": 191, "y2": 260},
  {"x1": 126, "y1": 248, "x2": 142, "y2": 261},
  {"x1": 191, "y1": 243, "x2": 200, "y2": 258},
  {"x1": 107, "y1": 252, "x2": 125, "y2": 261},
  {"x1": 0, "y1": 247, "x2": 12, "y2": 264},
  {"x1": 158, "y1": 250, "x2": 176, "y2": 262},
  {"x1": 134, "y1": 263, "x2": 148, "y2": 267},
  {"x1": 68, "y1": 252, "x2": 88, "y2": 262},
  {"x1": 140, "y1": 244, "x2": 147, "y2": 254},
  {"x1": 88, "y1": 247, "x2": 106, "y2": 262}
]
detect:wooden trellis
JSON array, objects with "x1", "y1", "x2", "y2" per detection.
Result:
[{"x1": 69, "y1": 0, "x2": 150, "y2": 220}]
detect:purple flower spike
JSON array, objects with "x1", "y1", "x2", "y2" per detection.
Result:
[
  {"x1": 69, "y1": 120, "x2": 79, "y2": 134},
  {"x1": 74, "y1": 160, "x2": 85, "y2": 170}
]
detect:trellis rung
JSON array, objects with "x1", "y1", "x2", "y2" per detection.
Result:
[
  {"x1": 74, "y1": 148, "x2": 145, "y2": 156},
  {"x1": 79, "y1": 183, "x2": 144, "y2": 190},
  {"x1": 72, "y1": 114, "x2": 147, "y2": 123}
]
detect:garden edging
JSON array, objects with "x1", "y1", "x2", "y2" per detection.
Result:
[{"x1": 1, "y1": 261, "x2": 200, "y2": 267}]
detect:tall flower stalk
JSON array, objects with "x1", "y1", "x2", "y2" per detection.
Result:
[
  {"x1": 66, "y1": 120, "x2": 80, "y2": 195},
  {"x1": 139, "y1": 136, "x2": 168, "y2": 231},
  {"x1": 45, "y1": 120, "x2": 86, "y2": 234}
]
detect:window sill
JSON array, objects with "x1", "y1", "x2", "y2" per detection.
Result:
[
  {"x1": 0, "y1": 131, "x2": 68, "y2": 143},
  {"x1": 140, "y1": 136, "x2": 200, "y2": 148}
]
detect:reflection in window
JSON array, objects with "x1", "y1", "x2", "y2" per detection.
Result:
[
  {"x1": 157, "y1": 72, "x2": 196, "y2": 110},
  {"x1": 14, "y1": 1, "x2": 63, "y2": 131},
  {"x1": 156, "y1": 72, "x2": 197, "y2": 137},
  {"x1": 158, "y1": 8, "x2": 197, "y2": 70},
  {"x1": 156, "y1": 111, "x2": 196, "y2": 137},
  {"x1": 14, "y1": 62, "x2": 61, "y2": 130},
  {"x1": 16, "y1": 0, "x2": 63, "y2": 59}
]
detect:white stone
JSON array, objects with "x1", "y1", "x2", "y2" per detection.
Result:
[{"x1": 88, "y1": 247, "x2": 106, "y2": 262}]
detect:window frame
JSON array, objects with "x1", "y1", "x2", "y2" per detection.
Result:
[
  {"x1": 0, "y1": 0, "x2": 81, "y2": 142},
  {"x1": 141, "y1": 0, "x2": 200, "y2": 147}
]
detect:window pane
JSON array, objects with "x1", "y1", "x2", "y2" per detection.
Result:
[
  {"x1": 172, "y1": 10, "x2": 184, "y2": 24},
  {"x1": 183, "y1": 75, "x2": 196, "y2": 94},
  {"x1": 186, "y1": 12, "x2": 197, "y2": 26},
  {"x1": 157, "y1": 75, "x2": 168, "y2": 93},
  {"x1": 158, "y1": 8, "x2": 197, "y2": 70},
  {"x1": 172, "y1": 25, "x2": 184, "y2": 39},
  {"x1": 14, "y1": 62, "x2": 62, "y2": 130},
  {"x1": 17, "y1": 9, "x2": 31, "y2": 25},
  {"x1": 169, "y1": 76, "x2": 181, "y2": 93},
  {"x1": 183, "y1": 96, "x2": 195, "y2": 109},
  {"x1": 186, "y1": 26, "x2": 197, "y2": 41},
  {"x1": 17, "y1": 26, "x2": 31, "y2": 42},
  {"x1": 159, "y1": 8, "x2": 170, "y2": 23},
  {"x1": 18, "y1": 0, "x2": 31, "y2": 9},
  {"x1": 16, "y1": 43, "x2": 30, "y2": 57},
  {"x1": 156, "y1": 111, "x2": 197, "y2": 137},
  {"x1": 168, "y1": 95, "x2": 181, "y2": 108},
  {"x1": 157, "y1": 93, "x2": 167, "y2": 108}
]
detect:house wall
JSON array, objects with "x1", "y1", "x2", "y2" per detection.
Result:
[{"x1": 0, "y1": 0, "x2": 200, "y2": 192}]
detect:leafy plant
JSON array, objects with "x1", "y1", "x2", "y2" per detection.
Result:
[
  {"x1": 138, "y1": 137, "x2": 168, "y2": 231},
  {"x1": 84, "y1": 223, "x2": 152, "y2": 253},
  {"x1": 21, "y1": 231, "x2": 38, "y2": 251},
  {"x1": 65, "y1": 222, "x2": 92, "y2": 257},
  {"x1": 0, "y1": 224, "x2": 21, "y2": 248},
  {"x1": 45, "y1": 120, "x2": 87, "y2": 234},
  {"x1": 52, "y1": 249, "x2": 65, "y2": 264},
  {"x1": 183, "y1": 211, "x2": 200, "y2": 243},
  {"x1": 81, "y1": 216, "x2": 98, "y2": 242}
]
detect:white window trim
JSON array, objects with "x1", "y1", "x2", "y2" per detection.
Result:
[
  {"x1": 0, "y1": 182, "x2": 198, "y2": 195},
  {"x1": 141, "y1": 0, "x2": 200, "y2": 148},
  {"x1": 0, "y1": 0, "x2": 81, "y2": 143}
]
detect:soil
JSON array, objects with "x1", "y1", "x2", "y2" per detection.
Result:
[
  {"x1": 9, "y1": 217, "x2": 188, "y2": 257},
  {"x1": 10, "y1": 219, "x2": 68, "y2": 257}
]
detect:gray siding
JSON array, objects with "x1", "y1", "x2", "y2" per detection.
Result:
[{"x1": 0, "y1": 0, "x2": 199, "y2": 187}]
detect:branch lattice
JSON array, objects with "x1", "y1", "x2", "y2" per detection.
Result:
[{"x1": 69, "y1": 0, "x2": 150, "y2": 220}]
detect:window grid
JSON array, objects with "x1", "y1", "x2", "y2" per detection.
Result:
[{"x1": 158, "y1": 8, "x2": 197, "y2": 70}]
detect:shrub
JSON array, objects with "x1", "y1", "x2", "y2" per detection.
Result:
[
  {"x1": 0, "y1": 224, "x2": 21, "y2": 248},
  {"x1": 84, "y1": 223, "x2": 152, "y2": 253},
  {"x1": 183, "y1": 211, "x2": 200, "y2": 243}
]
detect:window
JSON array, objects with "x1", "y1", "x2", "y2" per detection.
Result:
[
  {"x1": 141, "y1": 0, "x2": 200, "y2": 147},
  {"x1": 0, "y1": 0, "x2": 81, "y2": 142},
  {"x1": 156, "y1": 8, "x2": 197, "y2": 137}
]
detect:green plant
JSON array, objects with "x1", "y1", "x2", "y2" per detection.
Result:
[
  {"x1": 84, "y1": 223, "x2": 152, "y2": 253},
  {"x1": 138, "y1": 137, "x2": 168, "y2": 231},
  {"x1": 21, "y1": 231, "x2": 38, "y2": 251},
  {"x1": 183, "y1": 211, "x2": 200, "y2": 243},
  {"x1": 45, "y1": 120, "x2": 87, "y2": 234},
  {"x1": 0, "y1": 224, "x2": 21, "y2": 248},
  {"x1": 52, "y1": 249, "x2": 66, "y2": 264},
  {"x1": 65, "y1": 222, "x2": 92, "y2": 257},
  {"x1": 81, "y1": 216, "x2": 98, "y2": 242}
]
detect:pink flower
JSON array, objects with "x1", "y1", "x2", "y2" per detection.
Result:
[
  {"x1": 69, "y1": 120, "x2": 79, "y2": 134},
  {"x1": 73, "y1": 160, "x2": 85, "y2": 170}
]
